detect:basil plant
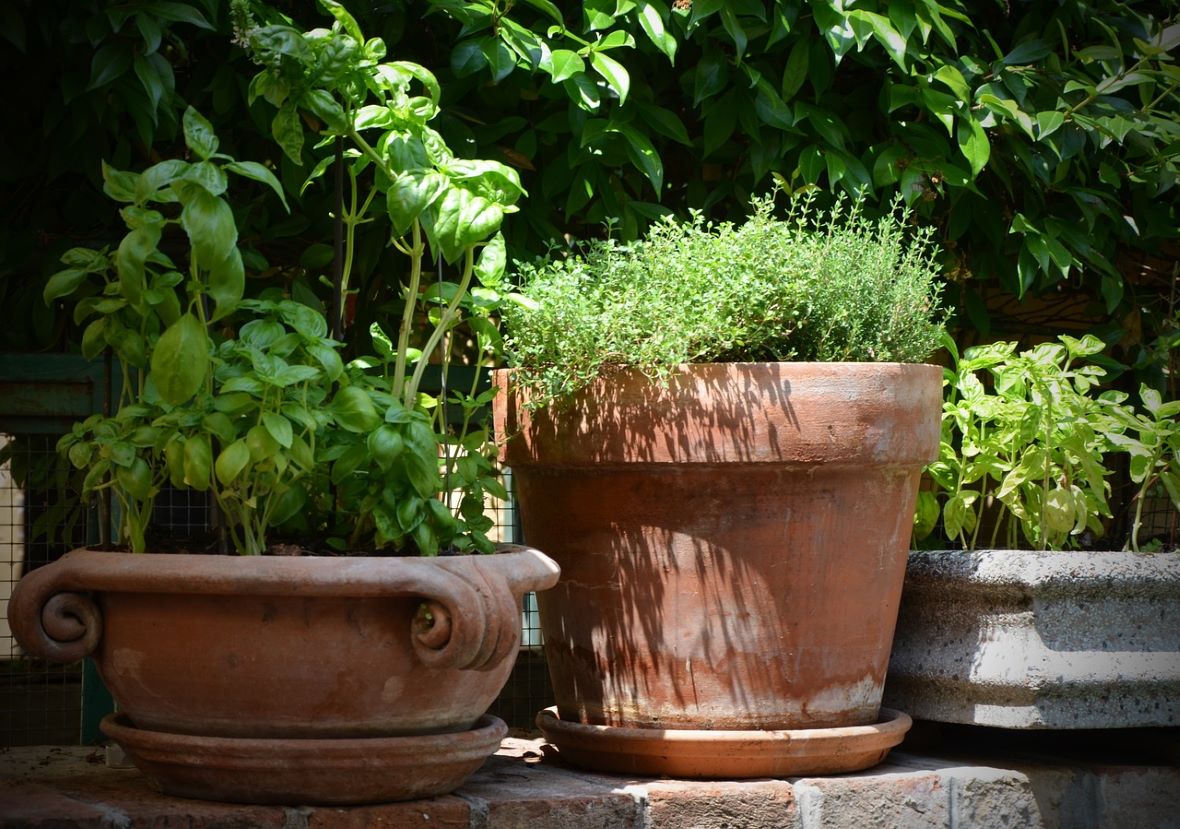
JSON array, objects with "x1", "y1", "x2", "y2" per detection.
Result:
[{"x1": 49, "y1": 5, "x2": 522, "y2": 556}]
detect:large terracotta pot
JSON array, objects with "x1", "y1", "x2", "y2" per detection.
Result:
[
  {"x1": 7, "y1": 545, "x2": 559, "y2": 803},
  {"x1": 494, "y1": 363, "x2": 941, "y2": 775}
]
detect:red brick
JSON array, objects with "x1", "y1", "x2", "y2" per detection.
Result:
[{"x1": 304, "y1": 796, "x2": 470, "y2": 829}]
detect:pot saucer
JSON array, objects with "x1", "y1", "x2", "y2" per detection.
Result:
[
  {"x1": 536, "y1": 706, "x2": 911, "y2": 778},
  {"x1": 102, "y1": 712, "x2": 506, "y2": 804}
]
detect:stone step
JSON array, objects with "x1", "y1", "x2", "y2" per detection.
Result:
[{"x1": 2, "y1": 732, "x2": 1177, "y2": 828}]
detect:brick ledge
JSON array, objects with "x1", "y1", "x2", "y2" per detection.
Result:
[{"x1": 2, "y1": 738, "x2": 1178, "y2": 828}]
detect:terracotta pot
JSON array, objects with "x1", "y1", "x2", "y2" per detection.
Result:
[
  {"x1": 7, "y1": 545, "x2": 559, "y2": 802},
  {"x1": 495, "y1": 363, "x2": 941, "y2": 741}
]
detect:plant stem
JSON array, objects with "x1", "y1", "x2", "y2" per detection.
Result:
[
  {"x1": 392, "y1": 220, "x2": 424, "y2": 400},
  {"x1": 407, "y1": 247, "x2": 475, "y2": 405}
]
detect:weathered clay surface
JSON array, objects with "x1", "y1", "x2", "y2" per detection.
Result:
[
  {"x1": 101, "y1": 712, "x2": 508, "y2": 805},
  {"x1": 496, "y1": 363, "x2": 942, "y2": 735},
  {"x1": 7, "y1": 546, "x2": 559, "y2": 738},
  {"x1": 536, "y1": 706, "x2": 911, "y2": 778},
  {"x1": 884, "y1": 549, "x2": 1180, "y2": 728}
]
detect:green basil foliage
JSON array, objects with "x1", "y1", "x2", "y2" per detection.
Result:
[
  {"x1": 49, "y1": 5, "x2": 516, "y2": 558},
  {"x1": 918, "y1": 333, "x2": 1180, "y2": 552}
]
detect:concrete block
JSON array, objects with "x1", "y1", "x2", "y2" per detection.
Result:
[
  {"x1": 1093, "y1": 765, "x2": 1180, "y2": 829},
  {"x1": 885, "y1": 550, "x2": 1180, "y2": 728},
  {"x1": 642, "y1": 779, "x2": 800, "y2": 829},
  {"x1": 944, "y1": 765, "x2": 1045, "y2": 828},
  {"x1": 792, "y1": 766, "x2": 950, "y2": 828}
]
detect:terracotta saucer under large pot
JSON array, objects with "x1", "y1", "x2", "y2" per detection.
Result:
[
  {"x1": 495, "y1": 363, "x2": 941, "y2": 777},
  {"x1": 8, "y1": 544, "x2": 559, "y2": 803}
]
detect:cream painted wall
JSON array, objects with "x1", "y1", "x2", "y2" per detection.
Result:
[{"x1": 1, "y1": 435, "x2": 25, "y2": 659}]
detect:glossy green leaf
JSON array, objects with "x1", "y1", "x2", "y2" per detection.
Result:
[
  {"x1": 781, "y1": 38, "x2": 809, "y2": 101},
  {"x1": 268, "y1": 486, "x2": 308, "y2": 526},
  {"x1": 367, "y1": 425, "x2": 405, "y2": 469},
  {"x1": 184, "y1": 433, "x2": 212, "y2": 491},
  {"x1": 637, "y1": 1, "x2": 676, "y2": 62},
  {"x1": 180, "y1": 188, "x2": 238, "y2": 270},
  {"x1": 116, "y1": 457, "x2": 153, "y2": 501},
  {"x1": 332, "y1": 386, "x2": 381, "y2": 433},
  {"x1": 101, "y1": 162, "x2": 139, "y2": 203},
  {"x1": 262, "y1": 412, "x2": 294, "y2": 448},
  {"x1": 617, "y1": 124, "x2": 663, "y2": 193},
  {"x1": 1036, "y1": 111, "x2": 1065, "y2": 140},
  {"x1": 957, "y1": 116, "x2": 990, "y2": 178},
  {"x1": 1000, "y1": 39, "x2": 1050, "y2": 66},
  {"x1": 933, "y1": 65, "x2": 970, "y2": 101},
  {"x1": 637, "y1": 103, "x2": 691, "y2": 145},
  {"x1": 301, "y1": 88, "x2": 347, "y2": 132},
  {"x1": 148, "y1": 2, "x2": 212, "y2": 29},
  {"x1": 133, "y1": 55, "x2": 165, "y2": 110},
  {"x1": 151, "y1": 313, "x2": 209, "y2": 405},
  {"x1": 480, "y1": 37, "x2": 516, "y2": 83},
  {"x1": 88, "y1": 43, "x2": 131, "y2": 89},
  {"x1": 246, "y1": 423, "x2": 280, "y2": 462},
  {"x1": 163, "y1": 439, "x2": 185, "y2": 489},
  {"x1": 136, "y1": 159, "x2": 189, "y2": 202},
  {"x1": 590, "y1": 51, "x2": 629, "y2": 104},
  {"x1": 475, "y1": 233, "x2": 507, "y2": 287},
  {"x1": 182, "y1": 107, "x2": 218, "y2": 160},
  {"x1": 272, "y1": 103, "x2": 304, "y2": 164},
  {"x1": 547, "y1": 49, "x2": 585, "y2": 83},
  {"x1": 215, "y1": 439, "x2": 251, "y2": 486},
  {"x1": 318, "y1": 0, "x2": 364, "y2": 43},
  {"x1": 116, "y1": 223, "x2": 162, "y2": 309},
  {"x1": 44, "y1": 268, "x2": 90, "y2": 304},
  {"x1": 387, "y1": 171, "x2": 449, "y2": 235},
  {"x1": 451, "y1": 39, "x2": 488, "y2": 77},
  {"x1": 207, "y1": 247, "x2": 244, "y2": 322},
  {"x1": 226, "y1": 161, "x2": 290, "y2": 211},
  {"x1": 430, "y1": 187, "x2": 505, "y2": 263},
  {"x1": 79, "y1": 318, "x2": 106, "y2": 359},
  {"x1": 847, "y1": 10, "x2": 907, "y2": 68}
]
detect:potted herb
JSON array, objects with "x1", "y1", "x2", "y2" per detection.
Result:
[
  {"x1": 888, "y1": 334, "x2": 1180, "y2": 729},
  {"x1": 493, "y1": 194, "x2": 946, "y2": 777},
  {"x1": 6, "y1": 6, "x2": 558, "y2": 806}
]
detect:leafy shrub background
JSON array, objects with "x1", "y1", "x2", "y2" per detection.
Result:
[{"x1": 1, "y1": 0, "x2": 1177, "y2": 393}]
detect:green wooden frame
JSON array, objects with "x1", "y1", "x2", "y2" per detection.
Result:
[{"x1": 1, "y1": 352, "x2": 117, "y2": 743}]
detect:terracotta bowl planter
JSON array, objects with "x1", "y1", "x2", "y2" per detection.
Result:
[
  {"x1": 494, "y1": 363, "x2": 941, "y2": 776},
  {"x1": 7, "y1": 545, "x2": 559, "y2": 804}
]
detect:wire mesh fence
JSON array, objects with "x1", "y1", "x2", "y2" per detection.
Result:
[{"x1": 1, "y1": 433, "x2": 93, "y2": 747}]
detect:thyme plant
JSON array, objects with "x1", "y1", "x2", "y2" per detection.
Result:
[{"x1": 504, "y1": 193, "x2": 946, "y2": 402}]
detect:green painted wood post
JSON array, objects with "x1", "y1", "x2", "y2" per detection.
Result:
[{"x1": 1, "y1": 353, "x2": 120, "y2": 744}]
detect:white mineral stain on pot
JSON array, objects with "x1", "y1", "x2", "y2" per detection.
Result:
[
  {"x1": 109, "y1": 647, "x2": 145, "y2": 677},
  {"x1": 380, "y1": 675, "x2": 405, "y2": 704}
]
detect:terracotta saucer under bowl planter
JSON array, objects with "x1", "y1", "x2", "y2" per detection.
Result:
[
  {"x1": 103, "y1": 712, "x2": 508, "y2": 805},
  {"x1": 537, "y1": 706, "x2": 912, "y2": 778}
]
